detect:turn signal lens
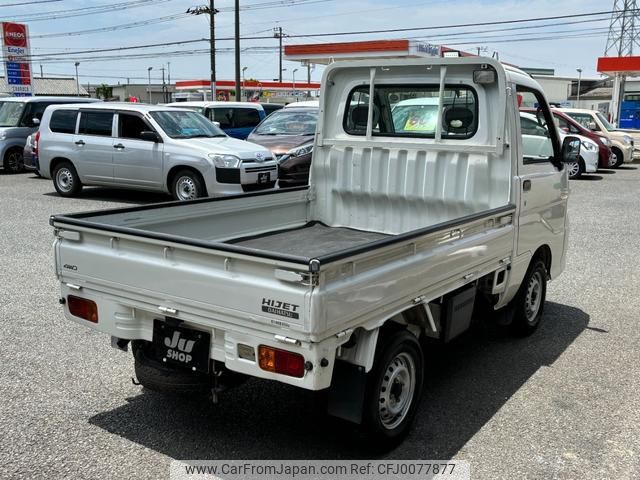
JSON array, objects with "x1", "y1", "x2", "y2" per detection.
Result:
[
  {"x1": 258, "y1": 345, "x2": 304, "y2": 378},
  {"x1": 67, "y1": 295, "x2": 98, "y2": 323}
]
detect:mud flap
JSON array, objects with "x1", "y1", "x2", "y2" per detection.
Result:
[{"x1": 327, "y1": 360, "x2": 367, "y2": 424}]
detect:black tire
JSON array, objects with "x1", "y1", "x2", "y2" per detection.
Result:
[
  {"x1": 611, "y1": 148, "x2": 625, "y2": 168},
  {"x1": 170, "y1": 169, "x2": 207, "y2": 201},
  {"x1": 510, "y1": 259, "x2": 548, "y2": 336},
  {"x1": 567, "y1": 158, "x2": 583, "y2": 179},
  {"x1": 3, "y1": 147, "x2": 25, "y2": 174},
  {"x1": 52, "y1": 161, "x2": 82, "y2": 197},
  {"x1": 362, "y1": 330, "x2": 424, "y2": 449},
  {"x1": 133, "y1": 342, "x2": 213, "y2": 395}
]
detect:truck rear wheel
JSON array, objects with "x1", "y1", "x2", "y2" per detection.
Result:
[
  {"x1": 362, "y1": 330, "x2": 424, "y2": 448},
  {"x1": 510, "y1": 259, "x2": 547, "y2": 336}
]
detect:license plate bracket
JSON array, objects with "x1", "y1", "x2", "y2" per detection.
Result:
[{"x1": 152, "y1": 319, "x2": 211, "y2": 372}]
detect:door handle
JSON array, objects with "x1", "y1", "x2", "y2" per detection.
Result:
[
  {"x1": 113, "y1": 143, "x2": 125, "y2": 149},
  {"x1": 74, "y1": 140, "x2": 85, "y2": 146},
  {"x1": 523, "y1": 179, "x2": 532, "y2": 191}
]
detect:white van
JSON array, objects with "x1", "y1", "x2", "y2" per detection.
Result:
[{"x1": 37, "y1": 103, "x2": 277, "y2": 200}]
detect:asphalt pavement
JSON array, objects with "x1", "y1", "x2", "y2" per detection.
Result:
[{"x1": 1, "y1": 168, "x2": 639, "y2": 479}]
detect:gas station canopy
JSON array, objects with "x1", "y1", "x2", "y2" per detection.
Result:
[
  {"x1": 597, "y1": 56, "x2": 640, "y2": 76},
  {"x1": 284, "y1": 39, "x2": 465, "y2": 65}
]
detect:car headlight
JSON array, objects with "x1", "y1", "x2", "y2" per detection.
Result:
[
  {"x1": 623, "y1": 135, "x2": 632, "y2": 145},
  {"x1": 581, "y1": 140, "x2": 598, "y2": 152},
  {"x1": 286, "y1": 143, "x2": 313, "y2": 157},
  {"x1": 208, "y1": 154, "x2": 241, "y2": 168}
]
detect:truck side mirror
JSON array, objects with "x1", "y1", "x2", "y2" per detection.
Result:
[{"x1": 561, "y1": 136, "x2": 581, "y2": 163}]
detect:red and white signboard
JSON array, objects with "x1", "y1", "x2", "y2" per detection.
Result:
[{"x1": 2, "y1": 22, "x2": 33, "y2": 96}]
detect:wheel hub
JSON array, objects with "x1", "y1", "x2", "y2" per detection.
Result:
[
  {"x1": 525, "y1": 271, "x2": 543, "y2": 323},
  {"x1": 176, "y1": 177, "x2": 196, "y2": 200},
  {"x1": 568, "y1": 161, "x2": 580, "y2": 177},
  {"x1": 56, "y1": 168, "x2": 73, "y2": 192},
  {"x1": 378, "y1": 352, "x2": 416, "y2": 430}
]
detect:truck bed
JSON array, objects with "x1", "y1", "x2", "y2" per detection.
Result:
[{"x1": 229, "y1": 222, "x2": 389, "y2": 258}]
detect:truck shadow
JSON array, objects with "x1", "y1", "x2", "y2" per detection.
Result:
[{"x1": 89, "y1": 301, "x2": 588, "y2": 460}]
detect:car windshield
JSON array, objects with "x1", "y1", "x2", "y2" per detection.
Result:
[
  {"x1": 150, "y1": 110, "x2": 225, "y2": 139},
  {"x1": 0, "y1": 101, "x2": 25, "y2": 127},
  {"x1": 596, "y1": 112, "x2": 616, "y2": 131},
  {"x1": 253, "y1": 109, "x2": 318, "y2": 135}
]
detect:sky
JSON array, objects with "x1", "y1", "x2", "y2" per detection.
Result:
[{"x1": 0, "y1": 0, "x2": 620, "y2": 87}]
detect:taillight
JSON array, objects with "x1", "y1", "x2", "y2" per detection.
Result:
[
  {"x1": 67, "y1": 295, "x2": 98, "y2": 323},
  {"x1": 258, "y1": 345, "x2": 305, "y2": 378},
  {"x1": 33, "y1": 131, "x2": 40, "y2": 158}
]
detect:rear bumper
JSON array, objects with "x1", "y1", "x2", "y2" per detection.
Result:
[{"x1": 59, "y1": 284, "x2": 336, "y2": 391}]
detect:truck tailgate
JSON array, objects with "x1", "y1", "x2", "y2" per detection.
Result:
[{"x1": 54, "y1": 227, "x2": 313, "y2": 336}]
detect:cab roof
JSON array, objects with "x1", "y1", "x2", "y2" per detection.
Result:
[{"x1": 165, "y1": 101, "x2": 264, "y2": 110}]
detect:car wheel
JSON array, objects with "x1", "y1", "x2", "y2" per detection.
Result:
[
  {"x1": 52, "y1": 161, "x2": 82, "y2": 197},
  {"x1": 511, "y1": 259, "x2": 547, "y2": 336},
  {"x1": 3, "y1": 148, "x2": 25, "y2": 174},
  {"x1": 362, "y1": 330, "x2": 424, "y2": 449},
  {"x1": 567, "y1": 159, "x2": 582, "y2": 179},
  {"x1": 171, "y1": 169, "x2": 206, "y2": 201},
  {"x1": 611, "y1": 148, "x2": 624, "y2": 168}
]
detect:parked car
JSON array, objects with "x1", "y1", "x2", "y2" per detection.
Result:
[
  {"x1": 260, "y1": 103, "x2": 284, "y2": 116},
  {"x1": 37, "y1": 103, "x2": 277, "y2": 200},
  {"x1": 520, "y1": 112, "x2": 598, "y2": 179},
  {"x1": 247, "y1": 106, "x2": 318, "y2": 187},
  {"x1": 51, "y1": 57, "x2": 578, "y2": 446},
  {"x1": 165, "y1": 101, "x2": 265, "y2": 139},
  {"x1": 559, "y1": 108, "x2": 633, "y2": 167},
  {"x1": 0, "y1": 96, "x2": 99, "y2": 173},
  {"x1": 522, "y1": 108, "x2": 613, "y2": 168},
  {"x1": 283, "y1": 100, "x2": 320, "y2": 109}
]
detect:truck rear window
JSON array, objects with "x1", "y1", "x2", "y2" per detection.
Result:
[{"x1": 343, "y1": 85, "x2": 478, "y2": 139}]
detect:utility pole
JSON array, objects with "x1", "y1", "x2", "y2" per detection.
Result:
[
  {"x1": 39, "y1": 64, "x2": 43, "y2": 78},
  {"x1": 274, "y1": 26, "x2": 285, "y2": 82},
  {"x1": 604, "y1": 0, "x2": 640, "y2": 125},
  {"x1": 306, "y1": 61, "x2": 311, "y2": 97},
  {"x1": 187, "y1": 3, "x2": 219, "y2": 101},
  {"x1": 234, "y1": 0, "x2": 241, "y2": 101},
  {"x1": 576, "y1": 68, "x2": 583, "y2": 105}
]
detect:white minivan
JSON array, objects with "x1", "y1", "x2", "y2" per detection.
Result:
[{"x1": 37, "y1": 103, "x2": 277, "y2": 200}]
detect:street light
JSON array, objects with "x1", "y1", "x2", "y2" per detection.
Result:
[
  {"x1": 576, "y1": 68, "x2": 583, "y2": 105},
  {"x1": 292, "y1": 68, "x2": 298, "y2": 97},
  {"x1": 74, "y1": 62, "x2": 80, "y2": 96},
  {"x1": 242, "y1": 66, "x2": 248, "y2": 100},
  {"x1": 147, "y1": 67, "x2": 153, "y2": 103}
]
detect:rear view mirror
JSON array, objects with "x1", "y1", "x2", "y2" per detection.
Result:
[
  {"x1": 140, "y1": 130, "x2": 160, "y2": 142},
  {"x1": 561, "y1": 136, "x2": 581, "y2": 163},
  {"x1": 31, "y1": 118, "x2": 40, "y2": 126},
  {"x1": 587, "y1": 121, "x2": 598, "y2": 131},
  {"x1": 212, "y1": 121, "x2": 221, "y2": 127}
]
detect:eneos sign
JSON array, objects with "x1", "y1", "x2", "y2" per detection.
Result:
[
  {"x1": 2, "y1": 22, "x2": 33, "y2": 96},
  {"x1": 3, "y1": 22, "x2": 27, "y2": 47}
]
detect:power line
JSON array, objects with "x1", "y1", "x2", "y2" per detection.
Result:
[
  {"x1": 31, "y1": 13, "x2": 191, "y2": 39},
  {"x1": 8, "y1": 0, "x2": 176, "y2": 22},
  {"x1": 0, "y1": 0, "x2": 62, "y2": 7}
]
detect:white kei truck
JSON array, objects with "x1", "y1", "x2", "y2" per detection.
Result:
[{"x1": 51, "y1": 58, "x2": 578, "y2": 447}]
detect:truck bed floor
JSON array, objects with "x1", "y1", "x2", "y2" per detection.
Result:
[{"x1": 228, "y1": 222, "x2": 389, "y2": 258}]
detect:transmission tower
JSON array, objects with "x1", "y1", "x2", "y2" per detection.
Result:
[{"x1": 604, "y1": 0, "x2": 640, "y2": 56}]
